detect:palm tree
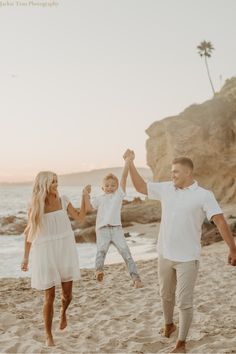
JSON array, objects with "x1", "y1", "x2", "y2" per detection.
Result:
[{"x1": 197, "y1": 40, "x2": 215, "y2": 94}]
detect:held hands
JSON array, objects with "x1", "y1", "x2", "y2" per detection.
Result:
[
  {"x1": 83, "y1": 185, "x2": 91, "y2": 196},
  {"x1": 21, "y1": 258, "x2": 29, "y2": 272},
  {"x1": 123, "y1": 149, "x2": 135, "y2": 162}
]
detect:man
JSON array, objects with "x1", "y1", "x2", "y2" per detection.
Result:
[{"x1": 124, "y1": 149, "x2": 236, "y2": 353}]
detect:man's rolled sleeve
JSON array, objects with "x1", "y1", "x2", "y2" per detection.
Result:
[{"x1": 203, "y1": 191, "x2": 223, "y2": 220}]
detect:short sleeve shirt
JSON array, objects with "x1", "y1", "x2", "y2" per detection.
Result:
[
  {"x1": 147, "y1": 181, "x2": 222, "y2": 261},
  {"x1": 91, "y1": 187, "x2": 126, "y2": 230}
]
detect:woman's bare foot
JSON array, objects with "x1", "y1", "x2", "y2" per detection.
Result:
[
  {"x1": 59, "y1": 308, "x2": 67, "y2": 330},
  {"x1": 46, "y1": 334, "x2": 55, "y2": 346},
  {"x1": 96, "y1": 271, "x2": 104, "y2": 282},
  {"x1": 170, "y1": 340, "x2": 186, "y2": 353},
  {"x1": 133, "y1": 280, "x2": 144, "y2": 288},
  {"x1": 160, "y1": 323, "x2": 177, "y2": 338}
]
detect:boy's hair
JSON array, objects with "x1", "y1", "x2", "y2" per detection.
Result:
[
  {"x1": 172, "y1": 157, "x2": 194, "y2": 170},
  {"x1": 103, "y1": 173, "x2": 119, "y2": 184}
]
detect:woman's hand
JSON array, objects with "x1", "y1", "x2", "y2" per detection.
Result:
[{"x1": 21, "y1": 258, "x2": 29, "y2": 272}]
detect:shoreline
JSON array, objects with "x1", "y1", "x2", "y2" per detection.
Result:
[
  {"x1": 0, "y1": 222, "x2": 159, "y2": 279},
  {"x1": 1, "y1": 215, "x2": 236, "y2": 279}
]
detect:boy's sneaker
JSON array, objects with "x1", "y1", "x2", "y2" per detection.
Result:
[
  {"x1": 133, "y1": 279, "x2": 144, "y2": 288},
  {"x1": 96, "y1": 271, "x2": 104, "y2": 282}
]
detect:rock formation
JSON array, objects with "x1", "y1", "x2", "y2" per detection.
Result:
[{"x1": 146, "y1": 77, "x2": 236, "y2": 203}]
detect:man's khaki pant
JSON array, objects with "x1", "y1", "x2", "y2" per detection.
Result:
[{"x1": 158, "y1": 255, "x2": 199, "y2": 341}]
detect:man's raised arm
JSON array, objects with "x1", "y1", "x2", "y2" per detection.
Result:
[{"x1": 123, "y1": 149, "x2": 148, "y2": 195}]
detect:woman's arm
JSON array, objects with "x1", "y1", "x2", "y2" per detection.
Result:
[
  {"x1": 21, "y1": 228, "x2": 31, "y2": 271},
  {"x1": 67, "y1": 196, "x2": 86, "y2": 222},
  {"x1": 82, "y1": 185, "x2": 96, "y2": 213},
  {"x1": 67, "y1": 185, "x2": 94, "y2": 221},
  {"x1": 83, "y1": 194, "x2": 94, "y2": 213}
]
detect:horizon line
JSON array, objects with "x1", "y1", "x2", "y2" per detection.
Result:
[{"x1": 0, "y1": 165, "x2": 150, "y2": 185}]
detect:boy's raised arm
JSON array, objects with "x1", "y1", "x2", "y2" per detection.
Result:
[{"x1": 120, "y1": 159, "x2": 130, "y2": 193}]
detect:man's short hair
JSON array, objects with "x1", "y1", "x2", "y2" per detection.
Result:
[
  {"x1": 172, "y1": 157, "x2": 194, "y2": 170},
  {"x1": 103, "y1": 173, "x2": 119, "y2": 184}
]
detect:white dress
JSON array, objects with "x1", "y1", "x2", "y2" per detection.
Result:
[{"x1": 31, "y1": 195, "x2": 81, "y2": 290}]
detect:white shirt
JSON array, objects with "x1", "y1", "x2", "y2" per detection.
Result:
[
  {"x1": 91, "y1": 186, "x2": 125, "y2": 230},
  {"x1": 147, "y1": 181, "x2": 222, "y2": 262}
]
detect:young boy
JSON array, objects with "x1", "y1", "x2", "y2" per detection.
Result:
[{"x1": 83, "y1": 158, "x2": 143, "y2": 288}]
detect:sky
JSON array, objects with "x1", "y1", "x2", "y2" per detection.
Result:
[{"x1": 0, "y1": 0, "x2": 235, "y2": 182}]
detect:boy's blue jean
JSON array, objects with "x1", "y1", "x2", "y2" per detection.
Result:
[{"x1": 95, "y1": 225, "x2": 141, "y2": 281}]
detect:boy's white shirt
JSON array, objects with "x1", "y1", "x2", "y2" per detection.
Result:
[{"x1": 91, "y1": 186, "x2": 126, "y2": 230}]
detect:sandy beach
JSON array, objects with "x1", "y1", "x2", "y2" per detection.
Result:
[{"x1": 1, "y1": 228, "x2": 236, "y2": 354}]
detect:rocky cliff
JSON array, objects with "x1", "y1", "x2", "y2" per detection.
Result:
[{"x1": 146, "y1": 77, "x2": 236, "y2": 203}]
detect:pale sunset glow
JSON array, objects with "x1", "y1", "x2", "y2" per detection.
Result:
[{"x1": 0, "y1": 0, "x2": 235, "y2": 182}]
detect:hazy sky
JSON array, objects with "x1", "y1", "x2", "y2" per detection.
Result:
[{"x1": 0, "y1": 0, "x2": 235, "y2": 182}]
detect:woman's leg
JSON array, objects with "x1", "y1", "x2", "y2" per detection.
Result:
[
  {"x1": 60, "y1": 280, "x2": 73, "y2": 330},
  {"x1": 43, "y1": 286, "x2": 55, "y2": 346}
]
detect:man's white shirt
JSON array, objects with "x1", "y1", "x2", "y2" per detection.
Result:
[{"x1": 147, "y1": 181, "x2": 222, "y2": 262}]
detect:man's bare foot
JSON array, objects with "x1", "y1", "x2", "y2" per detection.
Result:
[
  {"x1": 96, "y1": 271, "x2": 104, "y2": 282},
  {"x1": 59, "y1": 309, "x2": 67, "y2": 330},
  {"x1": 133, "y1": 280, "x2": 144, "y2": 288},
  {"x1": 46, "y1": 335, "x2": 55, "y2": 347},
  {"x1": 170, "y1": 340, "x2": 186, "y2": 353},
  {"x1": 160, "y1": 323, "x2": 177, "y2": 338}
]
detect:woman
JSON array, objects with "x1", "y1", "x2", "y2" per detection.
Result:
[{"x1": 21, "y1": 171, "x2": 85, "y2": 346}]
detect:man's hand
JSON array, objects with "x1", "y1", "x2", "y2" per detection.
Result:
[
  {"x1": 212, "y1": 214, "x2": 236, "y2": 267},
  {"x1": 123, "y1": 149, "x2": 135, "y2": 161},
  {"x1": 228, "y1": 249, "x2": 236, "y2": 266}
]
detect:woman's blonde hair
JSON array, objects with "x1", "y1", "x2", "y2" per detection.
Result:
[{"x1": 25, "y1": 171, "x2": 57, "y2": 242}]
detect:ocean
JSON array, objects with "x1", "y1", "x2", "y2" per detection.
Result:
[
  {"x1": 0, "y1": 185, "x2": 143, "y2": 216},
  {"x1": 0, "y1": 185, "x2": 157, "y2": 278}
]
